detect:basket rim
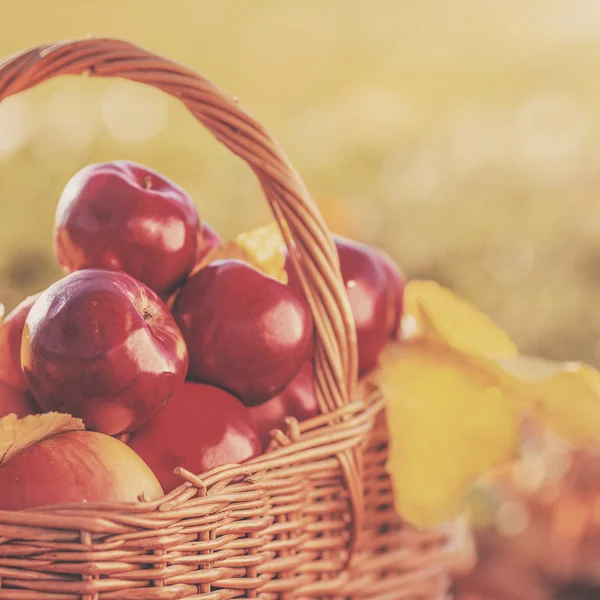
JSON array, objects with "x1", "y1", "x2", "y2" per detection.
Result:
[{"x1": 0, "y1": 382, "x2": 384, "y2": 522}]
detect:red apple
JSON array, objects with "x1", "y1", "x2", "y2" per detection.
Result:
[
  {"x1": 54, "y1": 161, "x2": 201, "y2": 296},
  {"x1": 0, "y1": 429, "x2": 163, "y2": 510},
  {"x1": 21, "y1": 269, "x2": 188, "y2": 435},
  {"x1": 380, "y1": 250, "x2": 405, "y2": 339},
  {"x1": 195, "y1": 221, "x2": 221, "y2": 269},
  {"x1": 249, "y1": 361, "x2": 319, "y2": 449},
  {"x1": 172, "y1": 259, "x2": 313, "y2": 406},
  {"x1": 161, "y1": 221, "x2": 222, "y2": 308},
  {"x1": 128, "y1": 381, "x2": 262, "y2": 493},
  {"x1": 286, "y1": 235, "x2": 402, "y2": 374},
  {"x1": 0, "y1": 380, "x2": 37, "y2": 419},
  {"x1": 0, "y1": 294, "x2": 40, "y2": 392},
  {"x1": 162, "y1": 221, "x2": 222, "y2": 310}
]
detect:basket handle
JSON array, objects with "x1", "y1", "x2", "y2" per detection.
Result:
[{"x1": 0, "y1": 37, "x2": 364, "y2": 536}]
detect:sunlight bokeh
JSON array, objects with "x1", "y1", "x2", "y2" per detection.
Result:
[{"x1": 2, "y1": 0, "x2": 600, "y2": 363}]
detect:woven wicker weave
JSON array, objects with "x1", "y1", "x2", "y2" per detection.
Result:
[{"x1": 0, "y1": 38, "x2": 466, "y2": 599}]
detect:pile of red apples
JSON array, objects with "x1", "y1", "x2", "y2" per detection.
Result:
[{"x1": 0, "y1": 161, "x2": 405, "y2": 509}]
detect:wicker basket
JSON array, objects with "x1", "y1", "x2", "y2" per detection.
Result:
[{"x1": 0, "y1": 38, "x2": 469, "y2": 599}]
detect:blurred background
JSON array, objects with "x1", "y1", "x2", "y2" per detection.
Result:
[
  {"x1": 2, "y1": 0, "x2": 600, "y2": 364},
  {"x1": 3, "y1": 2, "x2": 600, "y2": 598}
]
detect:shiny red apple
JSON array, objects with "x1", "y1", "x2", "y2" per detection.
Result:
[
  {"x1": 128, "y1": 381, "x2": 262, "y2": 493},
  {"x1": 162, "y1": 221, "x2": 222, "y2": 310},
  {"x1": 21, "y1": 269, "x2": 188, "y2": 435},
  {"x1": 0, "y1": 429, "x2": 163, "y2": 510},
  {"x1": 195, "y1": 221, "x2": 221, "y2": 269},
  {"x1": 380, "y1": 250, "x2": 405, "y2": 339},
  {"x1": 172, "y1": 259, "x2": 313, "y2": 406},
  {"x1": 54, "y1": 161, "x2": 201, "y2": 296},
  {"x1": 249, "y1": 361, "x2": 319, "y2": 449},
  {"x1": 0, "y1": 294, "x2": 40, "y2": 392},
  {"x1": 286, "y1": 235, "x2": 403, "y2": 374},
  {"x1": 0, "y1": 380, "x2": 37, "y2": 419}
]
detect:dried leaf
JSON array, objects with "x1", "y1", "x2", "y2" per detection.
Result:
[
  {"x1": 0, "y1": 412, "x2": 84, "y2": 466},
  {"x1": 204, "y1": 222, "x2": 287, "y2": 283},
  {"x1": 383, "y1": 281, "x2": 600, "y2": 528},
  {"x1": 236, "y1": 222, "x2": 288, "y2": 283},
  {"x1": 495, "y1": 356, "x2": 600, "y2": 446},
  {"x1": 380, "y1": 341, "x2": 519, "y2": 528},
  {"x1": 204, "y1": 241, "x2": 256, "y2": 267},
  {"x1": 403, "y1": 280, "x2": 518, "y2": 358}
]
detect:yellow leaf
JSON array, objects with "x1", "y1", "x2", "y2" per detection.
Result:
[
  {"x1": 494, "y1": 355, "x2": 600, "y2": 446},
  {"x1": 383, "y1": 279, "x2": 600, "y2": 529},
  {"x1": 0, "y1": 412, "x2": 84, "y2": 466},
  {"x1": 203, "y1": 241, "x2": 256, "y2": 268},
  {"x1": 204, "y1": 222, "x2": 287, "y2": 283},
  {"x1": 380, "y1": 341, "x2": 519, "y2": 528},
  {"x1": 403, "y1": 280, "x2": 518, "y2": 358}
]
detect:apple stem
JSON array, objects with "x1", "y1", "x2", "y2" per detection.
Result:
[
  {"x1": 142, "y1": 176, "x2": 152, "y2": 190},
  {"x1": 142, "y1": 308, "x2": 154, "y2": 322}
]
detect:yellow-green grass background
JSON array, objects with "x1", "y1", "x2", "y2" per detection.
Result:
[{"x1": 2, "y1": 0, "x2": 600, "y2": 365}]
